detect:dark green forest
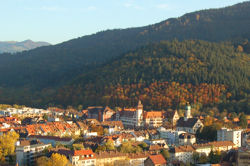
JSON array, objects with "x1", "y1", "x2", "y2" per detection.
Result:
[
  {"x1": 53, "y1": 40, "x2": 249, "y2": 113},
  {"x1": 0, "y1": 2, "x2": 249, "y2": 113}
]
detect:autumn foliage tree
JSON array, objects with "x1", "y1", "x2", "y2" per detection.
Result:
[
  {"x1": 0, "y1": 131, "x2": 19, "y2": 162},
  {"x1": 36, "y1": 153, "x2": 71, "y2": 166}
]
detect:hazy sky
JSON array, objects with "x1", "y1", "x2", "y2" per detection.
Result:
[{"x1": 0, "y1": 0, "x2": 247, "y2": 44}]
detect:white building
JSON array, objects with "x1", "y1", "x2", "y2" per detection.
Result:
[
  {"x1": 69, "y1": 149, "x2": 96, "y2": 166},
  {"x1": 16, "y1": 139, "x2": 51, "y2": 166},
  {"x1": 176, "y1": 103, "x2": 203, "y2": 134},
  {"x1": 118, "y1": 101, "x2": 144, "y2": 128},
  {"x1": 169, "y1": 141, "x2": 237, "y2": 164},
  {"x1": 1, "y1": 107, "x2": 50, "y2": 118},
  {"x1": 217, "y1": 127, "x2": 243, "y2": 147},
  {"x1": 157, "y1": 127, "x2": 186, "y2": 145}
]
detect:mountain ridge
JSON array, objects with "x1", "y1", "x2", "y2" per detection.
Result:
[{"x1": 0, "y1": 40, "x2": 50, "y2": 53}]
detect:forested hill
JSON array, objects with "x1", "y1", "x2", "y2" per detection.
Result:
[
  {"x1": 54, "y1": 40, "x2": 250, "y2": 113},
  {"x1": 0, "y1": 1, "x2": 250, "y2": 89}
]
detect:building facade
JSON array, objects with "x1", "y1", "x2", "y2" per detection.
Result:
[
  {"x1": 217, "y1": 127, "x2": 243, "y2": 147},
  {"x1": 144, "y1": 111, "x2": 164, "y2": 128},
  {"x1": 69, "y1": 149, "x2": 96, "y2": 166},
  {"x1": 87, "y1": 106, "x2": 115, "y2": 122},
  {"x1": 117, "y1": 101, "x2": 144, "y2": 128},
  {"x1": 16, "y1": 139, "x2": 51, "y2": 166}
]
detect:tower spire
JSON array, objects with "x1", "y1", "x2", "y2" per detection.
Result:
[{"x1": 184, "y1": 102, "x2": 192, "y2": 121}]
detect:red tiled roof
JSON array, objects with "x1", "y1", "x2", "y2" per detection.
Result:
[
  {"x1": 144, "y1": 111, "x2": 163, "y2": 119},
  {"x1": 148, "y1": 154, "x2": 167, "y2": 165},
  {"x1": 73, "y1": 149, "x2": 94, "y2": 156}
]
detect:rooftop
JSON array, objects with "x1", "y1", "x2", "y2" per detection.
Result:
[{"x1": 148, "y1": 154, "x2": 167, "y2": 165}]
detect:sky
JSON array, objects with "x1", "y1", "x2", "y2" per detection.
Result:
[{"x1": 0, "y1": 0, "x2": 247, "y2": 44}]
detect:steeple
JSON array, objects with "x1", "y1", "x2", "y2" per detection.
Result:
[
  {"x1": 137, "y1": 100, "x2": 143, "y2": 110},
  {"x1": 136, "y1": 100, "x2": 143, "y2": 127},
  {"x1": 184, "y1": 102, "x2": 192, "y2": 121}
]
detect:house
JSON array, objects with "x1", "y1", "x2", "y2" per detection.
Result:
[
  {"x1": 178, "y1": 133, "x2": 196, "y2": 145},
  {"x1": 176, "y1": 103, "x2": 203, "y2": 134},
  {"x1": 69, "y1": 149, "x2": 96, "y2": 166},
  {"x1": 75, "y1": 121, "x2": 89, "y2": 135},
  {"x1": 146, "y1": 129, "x2": 160, "y2": 139},
  {"x1": 217, "y1": 127, "x2": 243, "y2": 147},
  {"x1": 169, "y1": 145, "x2": 195, "y2": 164},
  {"x1": 157, "y1": 127, "x2": 187, "y2": 145},
  {"x1": 144, "y1": 154, "x2": 167, "y2": 166},
  {"x1": 144, "y1": 111, "x2": 164, "y2": 128},
  {"x1": 84, "y1": 119, "x2": 101, "y2": 126},
  {"x1": 101, "y1": 135, "x2": 122, "y2": 147},
  {"x1": 131, "y1": 130, "x2": 148, "y2": 142},
  {"x1": 148, "y1": 144, "x2": 166, "y2": 154},
  {"x1": 87, "y1": 106, "x2": 115, "y2": 122},
  {"x1": 16, "y1": 139, "x2": 51, "y2": 166},
  {"x1": 101, "y1": 121, "x2": 124, "y2": 134},
  {"x1": 169, "y1": 141, "x2": 237, "y2": 164},
  {"x1": 128, "y1": 152, "x2": 150, "y2": 166},
  {"x1": 95, "y1": 151, "x2": 127, "y2": 166},
  {"x1": 145, "y1": 139, "x2": 167, "y2": 146}
]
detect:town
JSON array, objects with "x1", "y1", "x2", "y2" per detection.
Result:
[{"x1": 0, "y1": 101, "x2": 249, "y2": 166}]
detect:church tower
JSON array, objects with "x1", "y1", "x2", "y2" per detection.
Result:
[
  {"x1": 136, "y1": 100, "x2": 143, "y2": 127},
  {"x1": 184, "y1": 102, "x2": 192, "y2": 121}
]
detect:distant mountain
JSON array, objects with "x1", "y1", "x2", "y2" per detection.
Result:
[
  {"x1": 0, "y1": 1, "x2": 249, "y2": 108},
  {"x1": 0, "y1": 40, "x2": 50, "y2": 53}
]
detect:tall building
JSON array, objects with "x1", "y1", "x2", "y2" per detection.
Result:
[
  {"x1": 16, "y1": 139, "x2": 51, "y2": 166},
  {"x1": 217, "y1": 128, "x2": 243, "y2": 147}
]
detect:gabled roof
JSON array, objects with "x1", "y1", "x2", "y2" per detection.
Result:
[
  {"x1": 144, "y1": 111, "x2": 163, "y2": 119},
  {"x1": 148, "y1": 154, "x2": 167, "y2": 165},
  {"x1": 176, "y1": 117, "x2": 200, "y2": 128}
]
